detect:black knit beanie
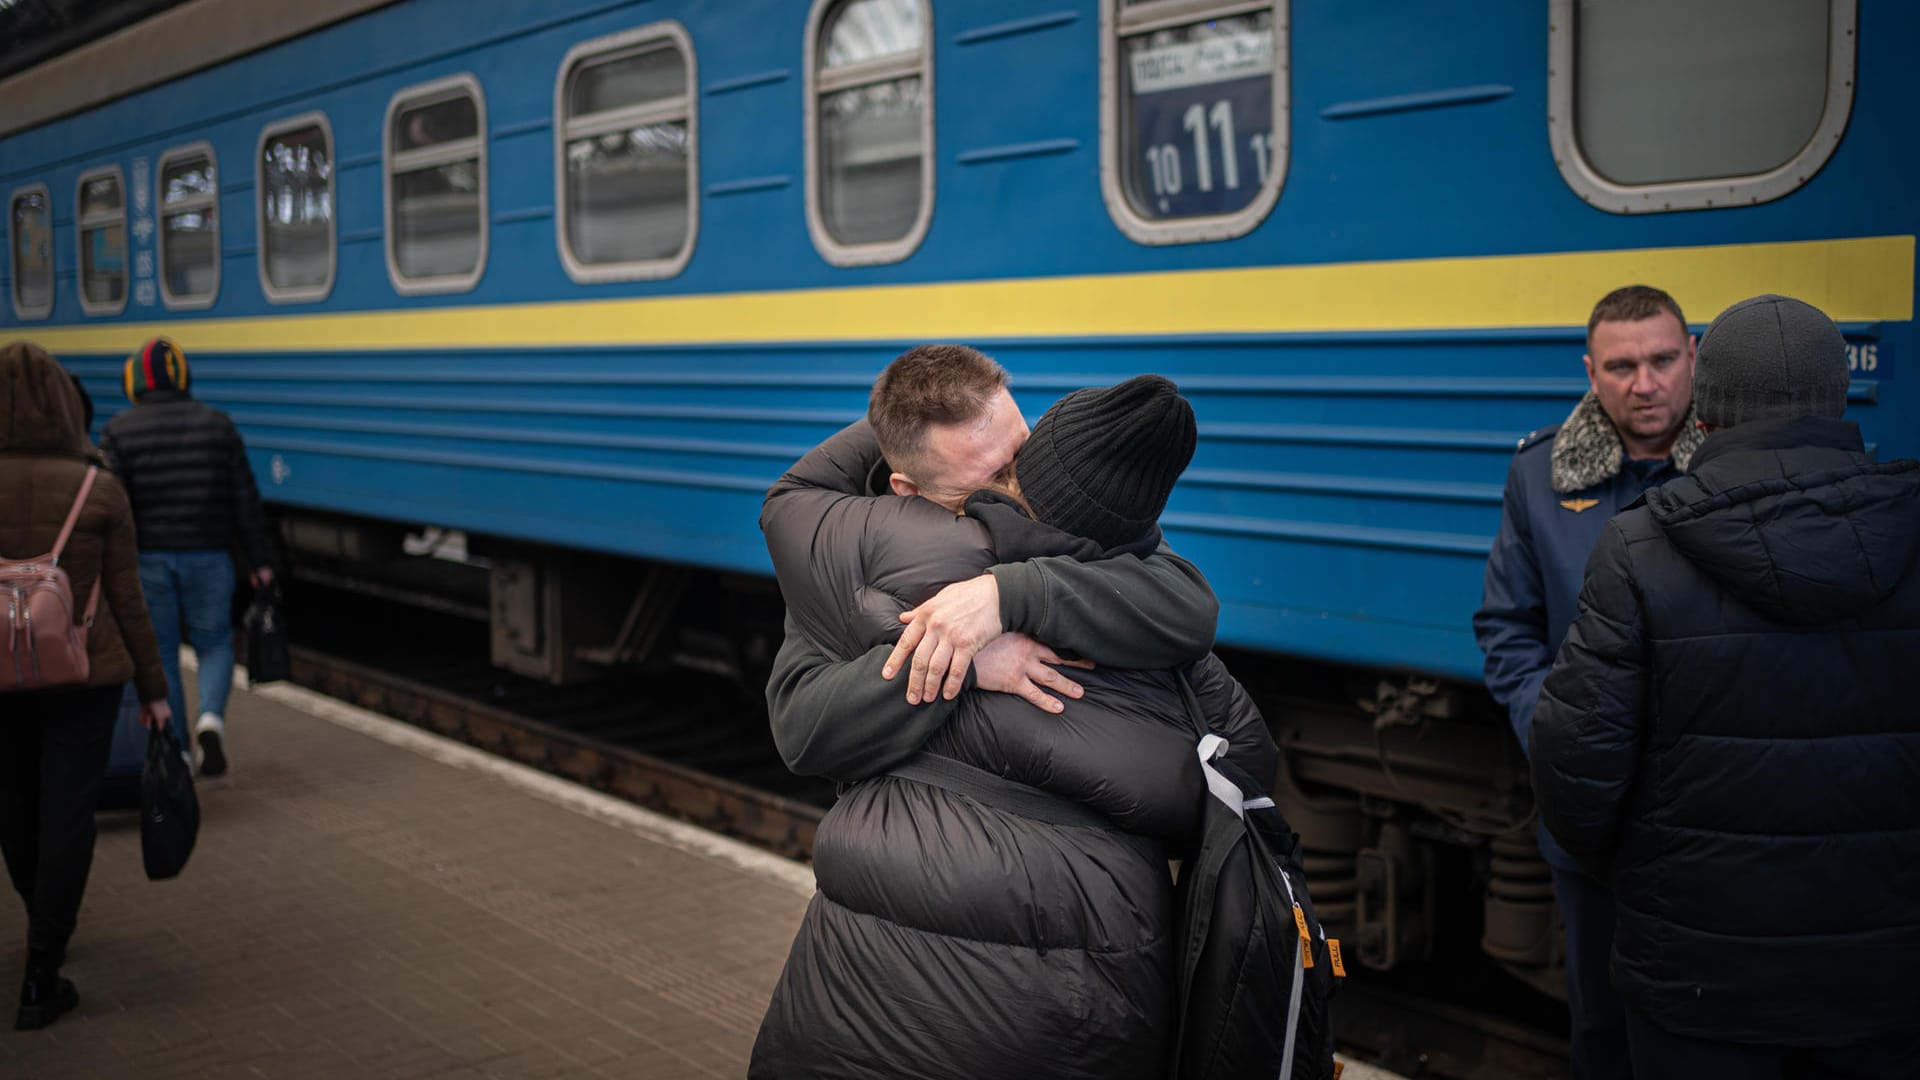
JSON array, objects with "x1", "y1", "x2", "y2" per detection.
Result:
[
  {"x1": 1694, "y1": 294, "x2": 1849, "y2": 427},
  {"x1": 1015, "y1": 375, "x2": 1196, "y2": 550}
]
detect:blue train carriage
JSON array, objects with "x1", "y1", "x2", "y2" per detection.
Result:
[{"x1": 3, "y1": 0, "x2": 1913, "y2": 996}]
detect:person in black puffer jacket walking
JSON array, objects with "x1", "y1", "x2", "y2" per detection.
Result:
[
  {"x1": 1531, "y1": 295, "x2": 1920, "y2": 1078},
  {"x1": 753, "y1": 376, "x2": 1277, "y2": 1080},
  {"x1": 99, "y1": 338, "x2": 274, "y2": 774}
]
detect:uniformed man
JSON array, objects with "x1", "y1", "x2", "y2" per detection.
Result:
[{"x1": 1473, "y1": 284, "x2": 1701, "y2": 1080}]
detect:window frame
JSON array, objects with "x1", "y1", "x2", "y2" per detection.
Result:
[
  {"x1": 1098, "y1": 0, "x2": 1290, "y2": 246},
  {"x1": 384, "y1": 74, "x2": 488, "y2": 296},
  {"x1": 156, "y1": 140, "x2": 221, "y2": 311},
  {"x1": 802, "y1": 0, "x2": 936, "y2": 267},
  {"x1": 552, "y1": 21, "x2": 699, "y2": 284},
  {"x1": 74, "y1": 164, "x2": 129, "y2": 317},
  {"x1": 8, "y1": 183, "x2": 54, "y2": 321},
  {"x1": 256, "y1": 110, "x2": 338, "y2": 304},
  {"x1": 1547, "y1": 0, "x2": 1858, "y2": 215}
]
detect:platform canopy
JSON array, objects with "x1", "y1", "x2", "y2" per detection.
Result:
[{"x1": 0, "y1": 0, "x2": 188, "y2": 81}]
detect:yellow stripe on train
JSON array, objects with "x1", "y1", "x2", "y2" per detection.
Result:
[{"x1": 13, "y1": 235, "x2": 1915, "y2": 355}]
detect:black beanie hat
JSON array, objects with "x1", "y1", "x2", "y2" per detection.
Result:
[
  {"x1": 1694, "y1": 294, "x2": 1850, "y2": 427},
  {"x1": 1015, "y1": 375, "x2": 1196, "y2": 549}
]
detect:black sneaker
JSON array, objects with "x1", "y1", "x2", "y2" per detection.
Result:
[
  {"x1": 198, "y1": 728, "x2": 227, "y2": 777},
  {"x1": 15, "y1": 972, "x2": 78, "y2": 1031}
]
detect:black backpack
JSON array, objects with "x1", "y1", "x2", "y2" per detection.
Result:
[{"x1": 1169, "y1": 671, "x2": 1342, "y2": 1080}]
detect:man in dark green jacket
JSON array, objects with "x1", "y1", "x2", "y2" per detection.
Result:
[{"x1": 761, "y1": 344, "x2": 1219, "y2": 783}]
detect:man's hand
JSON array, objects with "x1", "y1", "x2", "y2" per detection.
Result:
[
  {"x1": 883, "y1": 574, "x2": 1004, "y2": 704},
  {"x1": 973, "y1": 633, "x2": 1095, "y2": 714},
  {"x1": 250, "y1": 566, "x2": 274, "y2": 589},
  {"x1": 139, "y1": 699, "x2": 173, "y2": 732}
]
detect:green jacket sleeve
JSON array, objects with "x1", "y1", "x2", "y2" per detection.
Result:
[
  {"x1": 990, "y1": 541, "x2": 1219, "y2": 668},
  {"x1": 766, "y1": 612, "x2": 973, "y2": 782}
]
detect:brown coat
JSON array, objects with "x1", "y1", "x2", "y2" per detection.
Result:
[{"x1": 2, "y1": 341, "x2": 168, "y2": 702}]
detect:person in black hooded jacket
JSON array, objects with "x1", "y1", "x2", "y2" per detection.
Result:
[
  {"x1": 1531, "y1": 295, "x2": 1920, "y2": 1078},
  {"x1": 753, "y1": 373, "x2": 1277, "y2": 1080}
]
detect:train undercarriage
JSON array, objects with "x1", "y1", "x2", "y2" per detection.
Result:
[{"x1": 274, "y1": 506, "x2": 1569, "y2": 1007}]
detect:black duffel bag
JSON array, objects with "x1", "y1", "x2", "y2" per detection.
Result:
[
  {"x1": 244, "y1": 580, "x2": 291, "y2": 684},
  {"x1": 141, "y1": 728, "x2": 200, "y2": 881}
]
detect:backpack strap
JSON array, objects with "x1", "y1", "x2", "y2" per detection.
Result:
[
  {"x1": 50, "y1": 467, "x2": 104, "y2": 628},
  {"x1": 48, "y1": 466, "x2": 98, "y2": 565},
  {"x1": 1176, "y1": 669, "x2": 1249, "y2": 818},
  {"x1": 888, "y1": 752, "x2": 1120, "y2": 831}
]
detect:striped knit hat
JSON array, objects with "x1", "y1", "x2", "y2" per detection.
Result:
[{"x1": 124, "y1": 337, "x2": 189, "y2": 402}]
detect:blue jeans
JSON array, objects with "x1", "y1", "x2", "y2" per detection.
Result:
[{"x1": 137, "y1": 550, "x2": 235, "y2": 750}]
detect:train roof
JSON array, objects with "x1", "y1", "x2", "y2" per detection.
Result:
[{"x1": 0, "y1": 0, "x2": 395, "y2": 138}]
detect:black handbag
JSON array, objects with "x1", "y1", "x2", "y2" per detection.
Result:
[
  {"x1": 141, "y1": 728, "x2": 200, "y2": 881},
  {"x1": 244, "y1": 581, "x2": 291, "y2": 684}
]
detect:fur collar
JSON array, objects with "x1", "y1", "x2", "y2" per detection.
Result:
[{"x1": 1549, "y1": 391, "x2": 1704, "y2": 494}]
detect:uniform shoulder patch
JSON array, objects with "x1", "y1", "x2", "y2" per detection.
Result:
[{"x1": 1515, "y1": 423, "x2": 1560, "y2": 454}]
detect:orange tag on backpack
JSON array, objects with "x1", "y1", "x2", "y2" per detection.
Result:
[
  {"x1": 1293, "y1": 905, "x2": 1314, "y2": 967},
  {"x1": 1328, "y1": 938, "x2": 1348, "y2": 978}
]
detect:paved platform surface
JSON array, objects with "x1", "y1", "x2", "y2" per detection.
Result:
[
  {"x1": 4, "y1": 669, "x2": 1404, "y2": 1080},
  {"x1": 1, "y1": 674, "x2": 816, "y2": 1079}
]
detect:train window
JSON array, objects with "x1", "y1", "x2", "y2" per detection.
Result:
[
  {"x1": 1100, "y1": 0, "x2": 1289, "y2": 246},
  {"x1": 386, "y1": 75, "x2": 487, "y2": 294},
  {"x1": 1549, "y1": 0, "x2": 1857, "y2": 214},
  {"x1": 8, "y1": 185, "x2": 53, "y2": 320},
  {"x1": 804, "y1": 0, "x2": 934, "y2": 266},
  {"x1": 555, "y1": 23, "x2": 697, "y2": 283},
  {"x1": 76, "y1": 166, "x2": 129, "y2": 316},
  {"x1": 258, "y1": 113, "x2": 337, "y2": 303},
  {"x1": 157, "y1": 144, "x2": 220, "y2": 309}
]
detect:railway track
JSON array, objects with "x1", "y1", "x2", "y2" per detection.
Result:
[
  {"x1": 281, "y1": 626, "x2": 1570, "y2": 1080},
  {"x1": 287, "y1": 645, "x2": 823, "y2": 859}
]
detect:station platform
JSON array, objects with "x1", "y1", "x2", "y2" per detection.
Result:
[
  {"x1": 2, "y1": 670, "x2": 1401, "y2": 1079},
  {"x1": 2, "y1": 672, "x2": 814, "y2": 1079}
]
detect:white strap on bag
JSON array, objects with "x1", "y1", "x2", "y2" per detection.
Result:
[
  {"x1": 1196, "y1": 733, "x2": 1247, "y2": 817},
  {"x1": 1276, "y1": 935, "x2": 1306, "y2": 1080}
]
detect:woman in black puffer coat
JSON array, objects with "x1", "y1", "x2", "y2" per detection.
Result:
[{"x1": 752, "y1": 377, "x2": 1275, "y2": 1080}]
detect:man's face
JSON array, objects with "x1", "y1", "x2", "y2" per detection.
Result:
[
  {"x1": 890, "y1": 387, "x2": 1029, "y2": 512},
  {"x1": 1584, "y1": 314, "x2": 1696, "y2": 456}
]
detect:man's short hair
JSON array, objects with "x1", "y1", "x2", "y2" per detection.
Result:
[
  {"x1": 1587, "y1": 285, "x2": 1688, "y2": 345},
  {"x1": 868, "y1": 344, "x2": 1010, "y2": 480}
]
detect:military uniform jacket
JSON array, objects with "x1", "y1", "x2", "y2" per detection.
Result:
[{"x1": 1473, "y1": 392, "x2": 1698, "y2": 869}]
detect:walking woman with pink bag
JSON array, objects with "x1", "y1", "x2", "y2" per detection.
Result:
[{"x1": 1, "y1": 341, "x2": 170, "y2": 1030}]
